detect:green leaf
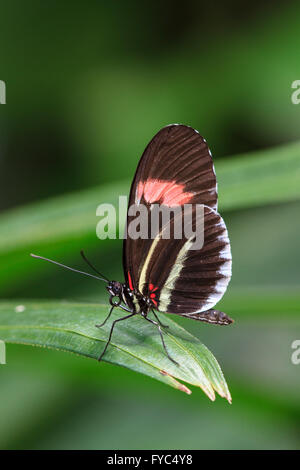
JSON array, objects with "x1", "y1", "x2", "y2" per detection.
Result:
[
  {"x1": 0, "y1": 300, "x2": 231, "y2": 402},
  {"x1": 217, "y1": 140, "x2": 300, "y2": 211},
  {"x1": 218, "y1": 288, "x2": 300, "y2": 319}
]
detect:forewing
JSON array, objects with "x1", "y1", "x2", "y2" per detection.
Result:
[
  {"x1": 124, "y1": 124, "x2": 218, "y2": 289},
  {"x1": 130, "y1": 124, "x2": 218, "y2": 210}
]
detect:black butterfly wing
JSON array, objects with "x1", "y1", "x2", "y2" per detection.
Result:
[
  {"x1": 129, "y1": 124, "x2": 218, "y2": 210},
  {"x1": 137, "y1": 205, "x2": 232, "y2": 316},
  {"x1": 123, "y1": 124, "x2": 219, "y2": 292}
]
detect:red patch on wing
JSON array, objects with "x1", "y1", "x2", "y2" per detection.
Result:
[
  {"x1": 127, "y1": 271, "x2": 134, "y2": 291},
  {"x1": 149, "y1": 283, "x2": 158, "y2": 292},
  {"x1": 149, "y1": 282, "x2": 159, "y2": 307},
  {"x1": 137, "y1": 179, "x2": 194, "y2": 207}
]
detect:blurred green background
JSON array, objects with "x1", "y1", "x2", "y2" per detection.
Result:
[{"x1": 1, "y1": 0, "x2": 300, "y2": 450}]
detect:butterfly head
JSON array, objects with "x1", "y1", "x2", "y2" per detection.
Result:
[{"x1": 106, "y1": 280, "x2": 123, "y2": 297}]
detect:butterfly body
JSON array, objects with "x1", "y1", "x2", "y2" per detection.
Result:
[
  {"x1": 106, "y1": 279, "x2": 233, "y2": 324},
  {"x1": 106, "y1": 280, "x2": 156, "y2": 315}
]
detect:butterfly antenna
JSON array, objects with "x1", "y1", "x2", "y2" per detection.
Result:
[
  {"x1": 30, "y1": 253, "x2": 108, "y2": 283},
  {"x1": 80, "y1": 250, "x2": 109, "y2": 282}
]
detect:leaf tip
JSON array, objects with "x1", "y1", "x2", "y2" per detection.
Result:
[
  {"x1": 160, "y1": 369, "x2": 192, "y2": 395},
  {"x1": 178, "y1": 383, "x2": 192, "y2": 395},
  {"x1": 216, "y1": 387, "x2": 232, "y2": 404},
  {"x1": 205, "y1": 388, "x2": 216, "y2": 402},
  {"x1": 226, "y1": 392, "x2": 232, "y2": 404}
]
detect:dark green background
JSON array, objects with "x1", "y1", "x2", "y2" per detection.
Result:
[{"x1": 0, "y1": 0, "x2": 300, "y2": 449}]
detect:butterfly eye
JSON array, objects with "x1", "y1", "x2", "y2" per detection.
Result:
[
  {"x1": 106, "y1": 281, "x2": 121, "y2": 297},
  {"x1": 113, "y1": 281, "x2": 122, "y2": 295}
]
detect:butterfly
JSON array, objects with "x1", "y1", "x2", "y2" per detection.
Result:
[{"x1": 32, "y1": 124, "x2": 233, "y2": 365}]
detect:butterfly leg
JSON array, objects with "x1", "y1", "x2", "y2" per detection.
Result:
[
  {"x1": 95, "y1": 301, "x2": 132, "y2": 329},
  {"x1": 118, "y1": 304, "x2": 132, "y2": 313},
  {"x1": 152, "y1": 310, "x2": 169, "y2": 329},
  {"x1": 144, "y1": 316, "x2": 179, "y2": 366},
  {"x1": 95, "y1": 304, "x2": 115, "y2": 328},
  {"x1": 97, "y1": 312, "x2": 136, "y2": 362}
]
